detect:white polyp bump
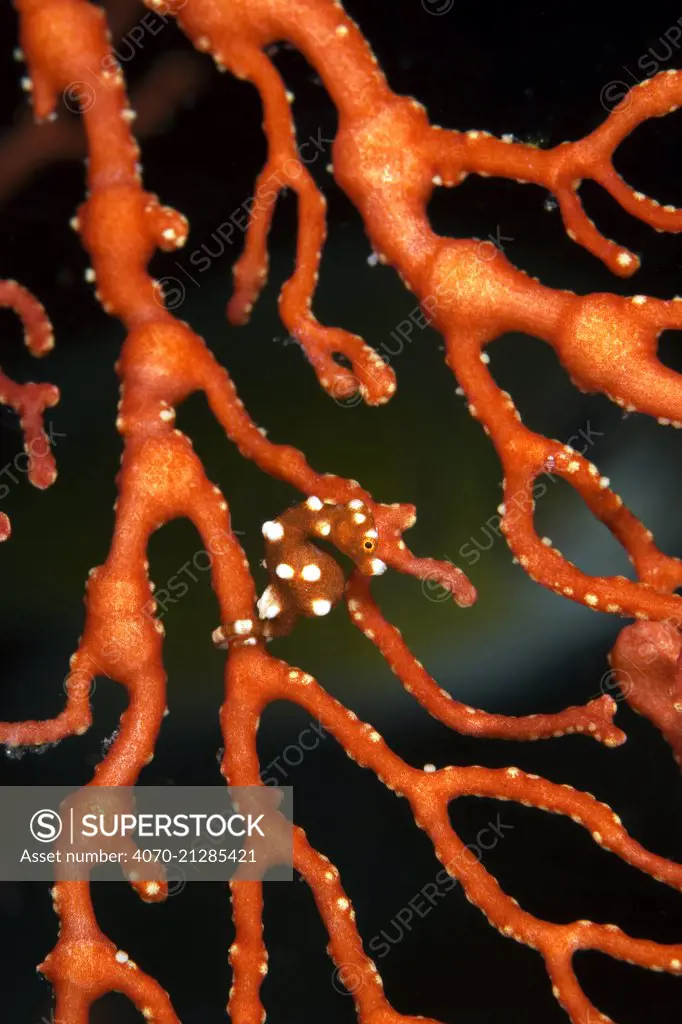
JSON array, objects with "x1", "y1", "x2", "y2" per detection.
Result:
[
  {"x1": 306, "y1": 496, "x2": 323, "y2": 511},
  {"x1": 233, "y1": 619, "x2": 253, "y2": 635},
  {"x1": 348, "y1": 498, "x2": 364, "y2": 509},
  {"x1": 301, "y1": 564, "x2": 322, "y2": 582},
  {"x1": 257, "y1": 585, "x2": 281, "y2": 621},
  {"x1": 371, "y1": 559, "x2": 387, "y2": 575},
  {"x1": 262, "y1": 520, "x2": 284, "y2": 541},
  {"x1": 312, "y1": 599, "x2": 332, "y2": 617},
  {"x1": 276, "y1": 563, "x2": 295, "y2": 579}
]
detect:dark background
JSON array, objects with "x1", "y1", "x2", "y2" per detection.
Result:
[{"x1": 1, "y1": 0, "x2": 682, "y2": 1020}]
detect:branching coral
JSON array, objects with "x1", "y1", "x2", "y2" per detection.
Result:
[
  {"x1": 0, "y1": 278, "x2": 58, "y2": 540},
  {"x1": 0, "y1": 0, "x2": 210, "y2": 207},
  {"x1": 2, "y1": 1, "x2": 682, "y2": 1022}
]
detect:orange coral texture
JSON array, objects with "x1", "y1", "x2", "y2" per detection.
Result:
[
  {"x1": 2, "y1": 1, "x2": 682, "y2": 1022},
  {"x1": 0, "y1": 279, "x2": 57, "y2": 539}
]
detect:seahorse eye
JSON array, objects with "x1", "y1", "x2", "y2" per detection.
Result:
[{"x1": 363, "y1": 539, "x2": 375, "y2": 551}]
